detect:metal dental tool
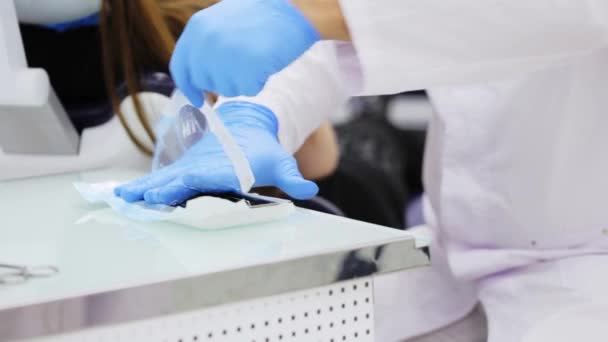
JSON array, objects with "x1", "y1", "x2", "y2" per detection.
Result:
[{"x1": 0, "y1": 263, "x2": 59, "y2": 285}]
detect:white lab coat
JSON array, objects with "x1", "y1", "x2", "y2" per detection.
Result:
[{"x1": 217, "y1": 1, "x2": 608, "y2": 341}]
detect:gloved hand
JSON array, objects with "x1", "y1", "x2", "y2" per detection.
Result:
[
  {"x1": 170, "y1": 0, "x2": 320, "y2": 107},
  {"x1": 114, "y1": 102, "x2": 319, "y2": 205}
]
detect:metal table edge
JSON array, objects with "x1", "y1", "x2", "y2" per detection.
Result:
[{"x1": 0, "y1": 235, "x2": 429, "y2": 341}]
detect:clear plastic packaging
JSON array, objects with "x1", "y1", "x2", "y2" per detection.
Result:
[
  {"x1": 152, "y1": 104, "x2": 209, "y2": 170},
  {"x1": 152, "y1": 91, "x2": 255, "y2": 193}
]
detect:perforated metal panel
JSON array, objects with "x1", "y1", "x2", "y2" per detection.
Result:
[{"x1": 29, "y1": 278, "x2": 375, "y2": 342}]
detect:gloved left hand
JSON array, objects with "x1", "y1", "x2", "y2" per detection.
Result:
[
  {"x1": 170, "y1": 0, "x2": 320, "y2": 107},
  {"x1": 114, "y1": 102, "x2": 319, "y2": 206}
]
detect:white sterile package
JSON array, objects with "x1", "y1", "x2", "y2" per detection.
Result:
[{"x1": 74, "y1": 182, "x2": 294, "y2": 230}]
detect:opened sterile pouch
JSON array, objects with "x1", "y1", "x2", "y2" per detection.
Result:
[
  {"x1": 74, "y1": 182, "x2": 294, "y2": 230},
  {"x1": 154, "y1": 90, "x2": 254, "y2": 192},
  {"x1": 73, "y1": 91, "x2": 292, "y2": 229}
]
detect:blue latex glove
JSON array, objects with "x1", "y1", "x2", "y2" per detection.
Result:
[
  {"x1": 170, "y1": 0, "x2": 320, "y2": 107},
  {"x1": 114, "y1": 102, "x2": 319, "y2": 205}
]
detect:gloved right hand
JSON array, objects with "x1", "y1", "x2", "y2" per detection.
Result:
[
  {"x1": 114, "y1": 101, "x2": 319, "y2": 206},
  {"x1": 170, "y1": 0, "x2": 320, "y2": 107}
]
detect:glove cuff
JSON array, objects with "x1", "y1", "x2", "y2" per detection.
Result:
[{"x1": 216, "y1": 101, "x2": 279, "y2": 136}]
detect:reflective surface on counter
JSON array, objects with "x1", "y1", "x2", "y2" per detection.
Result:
[{"x1": 0, "y1": 169, "x2": 428, "y2": 341}]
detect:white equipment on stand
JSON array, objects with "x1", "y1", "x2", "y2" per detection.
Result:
[{"x1": 0, "y1": 0, "x2": 148, "y2": 181}]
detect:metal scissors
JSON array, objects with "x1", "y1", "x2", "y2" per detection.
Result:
[{"x1": 0, "y1": 263, "x2": 59, "y2": 285}]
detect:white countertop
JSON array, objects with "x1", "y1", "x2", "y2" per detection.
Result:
[{"x1": 0, "y1": 169, "x2": 424, "y2": 311}]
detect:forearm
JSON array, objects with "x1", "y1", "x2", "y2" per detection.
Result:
[
  {"x1": 291, "y1": 0, "x2": 350, "y2": 41},
  {"x1": 295, "y1": 122, "x2": 339, "y2": 180}
]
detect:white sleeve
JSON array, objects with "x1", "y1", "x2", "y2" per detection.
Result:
[
  {"x1": 215, "y1": 41, "x2": 349, "y2": 154},
  {"x1": 338, "y1": 0, "x2": 608, "y2": 95}
]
